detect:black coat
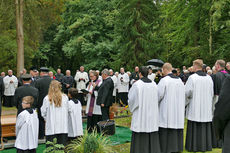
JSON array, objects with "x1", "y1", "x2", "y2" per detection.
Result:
[
  {"x1": 62, "y1": 75, "x2": 74, "y2": 93},
  {"x1": 14, "y1": 84, "x2": 38, "y2": 115},
  {"x1": 213, "y1": 75, "x2": 230, "y2": 140},
  {"x1": 35, "y1": 75, "x2": 52, "y2": 108},
  {"x1": 0, "y1": 76, "x2": 4, "y2": 98},
  {"x1": 96, "y1": 77, "x2": 114, "y2": 107}
]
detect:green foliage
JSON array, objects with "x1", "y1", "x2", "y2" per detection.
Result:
[
  {"x1": 112, "y1": 0, "x2": 163, "y2": 70},
  {"x1": 1, "y1": 0, "x2": 230, "y2": 72},
  {"x1": 65, "y1": 130, "x2": 112, "y2": 153},
  {"x1": 44, "y1": 138, "x2": 65, "y2": 153}
]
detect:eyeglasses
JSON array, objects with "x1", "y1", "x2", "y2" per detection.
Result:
[{"x1": 22, "y1": 102, "x2": 30, "y2": 105}]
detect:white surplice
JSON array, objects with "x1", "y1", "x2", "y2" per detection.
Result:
[
  {"x1": 128, "y1": 80, "x2": 159, "y2": 133},
  {"x1": 185, "y1": 73, "x2": 214, "y2": 122},
  {"x1": 111, "y1": 75, "x2": 118, "y2": 96},
  {"x1": 117, "y1": 73, "x2": 130, "y2": 93},
  {"x1": 3, "y1": 75, "x2": 18, "y2": 96},
  {"x1": 74, "y1": 71, "x2": 89, "y2": 93},
  {"x1": 68, "y1": 99, "x2": 83, "y2": 137},
  {"x1": 15, "y1": 109, "x2": 39, "y2": 150},
  {"x1": 158, "y1": 75, "x2": 185, "y2": 129},
  {"x1": 41, "y1": 94, "x2": 69, "y2": 135}
]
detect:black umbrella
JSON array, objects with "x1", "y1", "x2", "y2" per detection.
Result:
[{"x1": 147, "y1": 59, "x2": 164, "y2": 67}]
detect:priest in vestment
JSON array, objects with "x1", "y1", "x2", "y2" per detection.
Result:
[
  {"x1": 158, "y1": 63, "x2": 185, "y2": 153},
  {"x1": 128, "y1": 66, "x2": 160, "y2": 153},
  {"x1": 185, "y1": 59, "x2": 214, "y2": 152}
]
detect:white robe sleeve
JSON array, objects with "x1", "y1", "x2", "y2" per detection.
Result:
[
  {"x1": 41, "y1": 97, "x2": 48, "y2": 121},
  {"x1": 3, "y1": 77, "x2": 10, "y2": 89},
  {"x1": 16, "y1": 114, "x2": 25, "y2": 136},
  {"x1": 157, "y1": 79, "x2": 166, "y2": 103},
  {"x1": 185, "y1": 77, "x2": 193, "y2": 106},
  {"x1": 14, "y1": 76, "x2": 18, "y2": 88},
  {"x1": 124, "y1": 74, "x2": 130, "y2": 84},
  {"x1": 128, "y1": 84, "x2": 138, "y2": 112},
  {"x1": 74, "y1": 72, "x2": 79, "y2": 83}
]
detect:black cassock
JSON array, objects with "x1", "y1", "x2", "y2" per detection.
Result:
[
  {"x1": 0, "y1": 76, "x2": 4, "y2": 138},
  {"x1": 96, "y1": 77, "x2": 114, "y2": 121},
  {"x1": 213, "y1": 76, "x2": 230, "y2": 153},
  {"x1": 14, "y1": 84, "x2": 38, "y2": 115},
  {"x1": 62, "y1": 75, "x2": 74, "y2": 94},
  {"x1": 35, "y1": 75, "x2": 52, "y2": 139}
]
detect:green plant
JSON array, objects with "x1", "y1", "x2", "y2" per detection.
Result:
[
  {"x1": 65, "y1": 130, "x2": 112, "y2": 153},
  {"x1": 43, "y1": 138, "x2": 65, "y2": 153}
]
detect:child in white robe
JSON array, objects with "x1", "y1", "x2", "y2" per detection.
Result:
[
  {"x1": 67, "y1": 88, "x2": 83, "y2": 141},
  {"x1": 15, "y1": 96, "x2": 39, "y2": 153},
  {"x1": 41, "y1": 80, "x2": 69, "y2": 146}
]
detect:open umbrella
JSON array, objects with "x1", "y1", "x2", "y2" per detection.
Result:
[{"x1": 147, "y1": 59, "x2": 164, "y2": 67}]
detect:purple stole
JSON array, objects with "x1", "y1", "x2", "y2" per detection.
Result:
[{"x1": 88, "y1": 79, "x2": 100, "y2": 117}]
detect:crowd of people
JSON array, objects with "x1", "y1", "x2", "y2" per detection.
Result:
[{"x1": 0, "y1": 59, "x2": 229, "y2": 153}]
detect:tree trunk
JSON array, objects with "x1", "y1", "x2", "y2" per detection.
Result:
[{"x1": 16, "y1": 0, "x2": 24, "y2": 77}]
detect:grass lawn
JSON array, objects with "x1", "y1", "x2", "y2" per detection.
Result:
[
  {"x1": 1, "y1": 107, "x2": 222, "y2": 153},
  {"x1": 114, "y1": 117, "x2": 222, "y2": 153}
]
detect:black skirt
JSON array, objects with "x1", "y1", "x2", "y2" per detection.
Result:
[
  {"x1": 16, "y1": 148, "x2": 36, "y2": 153},
  {"x1": 159, "y1": 127, "x2": 183, "y2": 152},
  {"x1": 185, "y1": 120, "x2": 212, "y2": 152},
  {"x1": 46, "y1": 133, "x2": 68, "y2": 146},
  {"x1": 130, "y1": 131, "x2": 161, "y2": 153}
]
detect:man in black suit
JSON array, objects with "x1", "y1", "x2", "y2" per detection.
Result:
[
  {"x1": 29, "y1": 66, "x2": 38, "y2": 87},
  {"x1": 35, "y1": 67, "x2": 52, "y2": 139},
  {"x1": 97, "y1": 69, "x2": 114, "y2": 121},
  {"x1": 14, "y1": 74, "x2": 38, "y2": 115}
]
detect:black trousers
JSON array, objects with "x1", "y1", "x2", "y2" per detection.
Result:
[
  {"x1": 46, "y1": 133, "x2": 68, "y2": 146},
  {"x1": 3, "y1": 96, "x2": 14, "y2": 107},
  {"x1": 118, "y1": 92, "x2": 128, "y2": 105},
  {"x1": 17, "y1": 148, "x2": 36, "y2": 153},
  {"x1": 37, "y1": 109, "x2": 45, "y2": 139},
  {"x1": 101, "y1": 106, "x2": 110, "y2": 121},
  {"x1": 87, "y1": 114, "x2": 102, "y2": 133}
]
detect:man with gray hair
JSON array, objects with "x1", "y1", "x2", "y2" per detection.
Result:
[{"x1": 97, "y1": 69, "x2": 114, "y2": 120}]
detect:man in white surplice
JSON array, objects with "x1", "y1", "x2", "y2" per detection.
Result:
[
  {"x1": 117, "y1": 68, "x2": 129, "y2": 106},
  {"x1": 74, "y1": 66, "x2": 89, "y2": 105},
  {"x1": 3, "y1": 70, "x2": 18, "y2": 107},
  {"x1": 158, "y1": 63, "x2": 185, "y2": 153},
  {"x1": 185, "y1": 59, "x2": 214, "y2": 152},
  {"x1": 128, "y1": 66, "x2": 160, "y2": 153}
]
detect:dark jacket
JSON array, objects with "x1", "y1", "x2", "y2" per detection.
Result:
[
  {"x1": 14, "y1": 84, "x2": 39, "y2": 115},
  {"x1": 213, "y1": 76, "x2": 230, "y2": 140},
  {"x1": 35, "y1": 75, "x2": 52, "y2": 108},
  {"x1": 62, "y1": 75, "x2": 74, "y2": 93},
  {"x1": 96, "y1": 77, "x2": 114, "y2": 107}
]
